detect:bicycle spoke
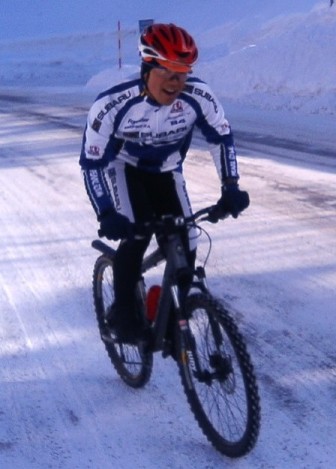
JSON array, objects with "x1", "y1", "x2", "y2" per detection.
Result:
[
  {"x1": 92, "y1": 254, "x2": 153, "y2": 388},
  {"x1": 177, "y1": 293, "x2": 260, "y2": 457}
]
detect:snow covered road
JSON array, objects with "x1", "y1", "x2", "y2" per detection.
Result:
[{"x1": 0, "y1": 89, "x2": 335, "y2": 469}]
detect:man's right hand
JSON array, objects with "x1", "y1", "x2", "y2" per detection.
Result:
[{"x1": 99, "y1": 210, "x2": 132, "y2": 240}]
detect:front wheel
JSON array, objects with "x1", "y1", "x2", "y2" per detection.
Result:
[
  {"x1": 177, "y1": 293, "x2": 260, "y2": 457},
  {"x1": 92, "y1": 253, "x2": 153, "y2": 388}
]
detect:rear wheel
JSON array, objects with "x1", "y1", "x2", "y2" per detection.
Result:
[
  {"x1": 177, "y1": 293, "x2": 260, "y2": 457},
  {"x1": 92, "y1": 254, "x2": 153, "y2": 388}
]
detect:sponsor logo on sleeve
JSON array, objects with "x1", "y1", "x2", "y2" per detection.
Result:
[
  {"x1": 227, "y1": 146, "x2": 238, "y2": 176},
  {"x1": 107, "y1": 167, "x2": 121, "y2": 210},
  {"x1": 88, "y1": 145, "x2": 100, "y2": 156},
  {"x1": 91, "y1": 91, "x2": 132, "y2": 133},
  {"x1": 89, "y1": 170, "x2": 104, "y2": 197},
  {"x1": 193, "y1": 87, "x2": 218, "y2": 113}
]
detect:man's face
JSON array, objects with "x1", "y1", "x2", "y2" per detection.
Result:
[{"x1": 146, "y1": 67, "x2": 188, "y2": 105}]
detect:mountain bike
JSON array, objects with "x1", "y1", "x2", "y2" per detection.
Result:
[{"x1": 91, "y1": 205, "x2": 260, "y2": 457}]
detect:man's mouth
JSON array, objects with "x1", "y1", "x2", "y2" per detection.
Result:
[{"x1": 163, "y1": 88, "x2": 178, "y2": 96}]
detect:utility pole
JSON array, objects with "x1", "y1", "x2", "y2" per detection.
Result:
[{"x1": 117, "y1": 20, "x2": 122, "y2": 69}]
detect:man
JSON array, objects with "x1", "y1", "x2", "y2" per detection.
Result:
[{"x1": 80, "y1": 23, "x2": 249, "y2": 343}]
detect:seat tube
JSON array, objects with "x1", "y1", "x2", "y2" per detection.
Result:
[
  {"x1": 152, "y1": 233, "x2": 188, "y2": 350},
  {"x1": 152, "y1": 260, "x2": 174, "y2": 350}
]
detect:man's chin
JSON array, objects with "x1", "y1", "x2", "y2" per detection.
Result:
[{"x1": 160, "y1": 93, "x2": 178, "y2": 105}]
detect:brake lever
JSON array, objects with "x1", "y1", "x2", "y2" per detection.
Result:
[{"x1": 206, "y1": 206, "x2": 230, "y2": 224}]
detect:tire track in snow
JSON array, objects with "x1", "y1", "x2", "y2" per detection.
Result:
[{"x1": 1, "y1": 91, "x2": 336, "y2": 468}]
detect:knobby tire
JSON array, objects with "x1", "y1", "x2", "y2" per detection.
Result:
[
  {"x1": 177, "y1": 293, "x2": 260, "y2": 457},
  {"x1": 92, "y1": 254, "x2": 153, "y2": 388}
]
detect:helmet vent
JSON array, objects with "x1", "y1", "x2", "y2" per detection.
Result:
[{"x1": 139, "y1": 23, "x2": 198, "y2": 69}]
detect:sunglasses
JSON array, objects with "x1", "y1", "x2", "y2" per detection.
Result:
[
  {"x1": 152, "y1": 67, "x2": 189, "y2": 80},
  {"x1": 145, "y1": 61, "x2": 191, "y2": 80}
]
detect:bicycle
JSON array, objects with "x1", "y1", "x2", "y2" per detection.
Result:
[{"x1": 91, "y1": 205, "x2": 261, "y2": 457}]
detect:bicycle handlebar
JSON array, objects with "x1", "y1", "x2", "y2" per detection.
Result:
[
  {"x1": 190, "y1": 204, "x2": 229, "y2": 224},
  {"x1": 139, "y1": 204, "x2": 229, "y2": 234},
  {"x1": 98, "y1": 205, "x2": 229, "y2": 239}
]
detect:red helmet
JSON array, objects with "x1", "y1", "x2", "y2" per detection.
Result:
[{"x1": 139, "y1": 23, "x2": 198, "y2": 73}]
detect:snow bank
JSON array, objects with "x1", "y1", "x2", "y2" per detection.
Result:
[
  {"x1": 1, "y1": 1, "x2": 335, "y2": 115},
  {"x1": 198, "y1": 4, "x2": 336, "y2": 114}
]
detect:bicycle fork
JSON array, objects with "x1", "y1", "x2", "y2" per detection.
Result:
[
  {"x1": 174, "y1": 268, "x2": 233, "y2": 389},
  {"x1": 168, "y1": 283, "x2": 202, "y2": 390}
]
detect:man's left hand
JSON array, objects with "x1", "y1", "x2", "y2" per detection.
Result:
[{"x1": 216, "y1": 185, "x2": 250, "y2": 219}]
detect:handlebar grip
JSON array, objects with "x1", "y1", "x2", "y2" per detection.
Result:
[{"x1": 206, "y1": 205, "x2": 229, "y2": 223}]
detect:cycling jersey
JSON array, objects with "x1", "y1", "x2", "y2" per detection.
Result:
[{"x1": 80, "y1": 76, "x2": 239, "y2": 218}]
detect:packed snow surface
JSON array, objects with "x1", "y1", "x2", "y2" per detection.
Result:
[{"x1": 0, "y1": 1, "x2": 335, "y2": 468}]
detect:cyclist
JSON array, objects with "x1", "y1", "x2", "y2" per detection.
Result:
[{"x1": 80, "y1": 23, "x2": 249, "y2": 343}]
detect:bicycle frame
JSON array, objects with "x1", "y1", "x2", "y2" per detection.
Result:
[
  {"x1": 92, "y1": 215, "x2": 206, "y2": 352},
  {"x1": 141, "y1": 225, "x2": 193, "y2": 352},
  {"x1": 91, "y1": 205, "x2": 261, "y2": 456},
  {"x1": 92, "y1": 207, "x2": 217, "y2": 352}
]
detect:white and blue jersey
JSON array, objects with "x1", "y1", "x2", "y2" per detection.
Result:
[{"x1": 79, "y1": 76, "x2": 239, "y2": 218}]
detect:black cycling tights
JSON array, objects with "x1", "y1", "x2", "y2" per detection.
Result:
[
  {"x1": 112, "y1": 165, "x2": 196, "y2": 318},
  {"x1": 113, "y1": 237, "x2": 196, "y2": 318}
]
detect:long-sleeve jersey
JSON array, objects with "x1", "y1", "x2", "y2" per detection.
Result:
[{"x1": 79, "y1": 75, "x2": 239, "y2": 218}]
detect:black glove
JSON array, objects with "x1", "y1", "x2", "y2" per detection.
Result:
[
  {"x1": 99, "y1": 210, "x2": 132, "y2": 240},
  {"x1": 216, "y1": 184, "x2": 250, "y2": 219}
]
